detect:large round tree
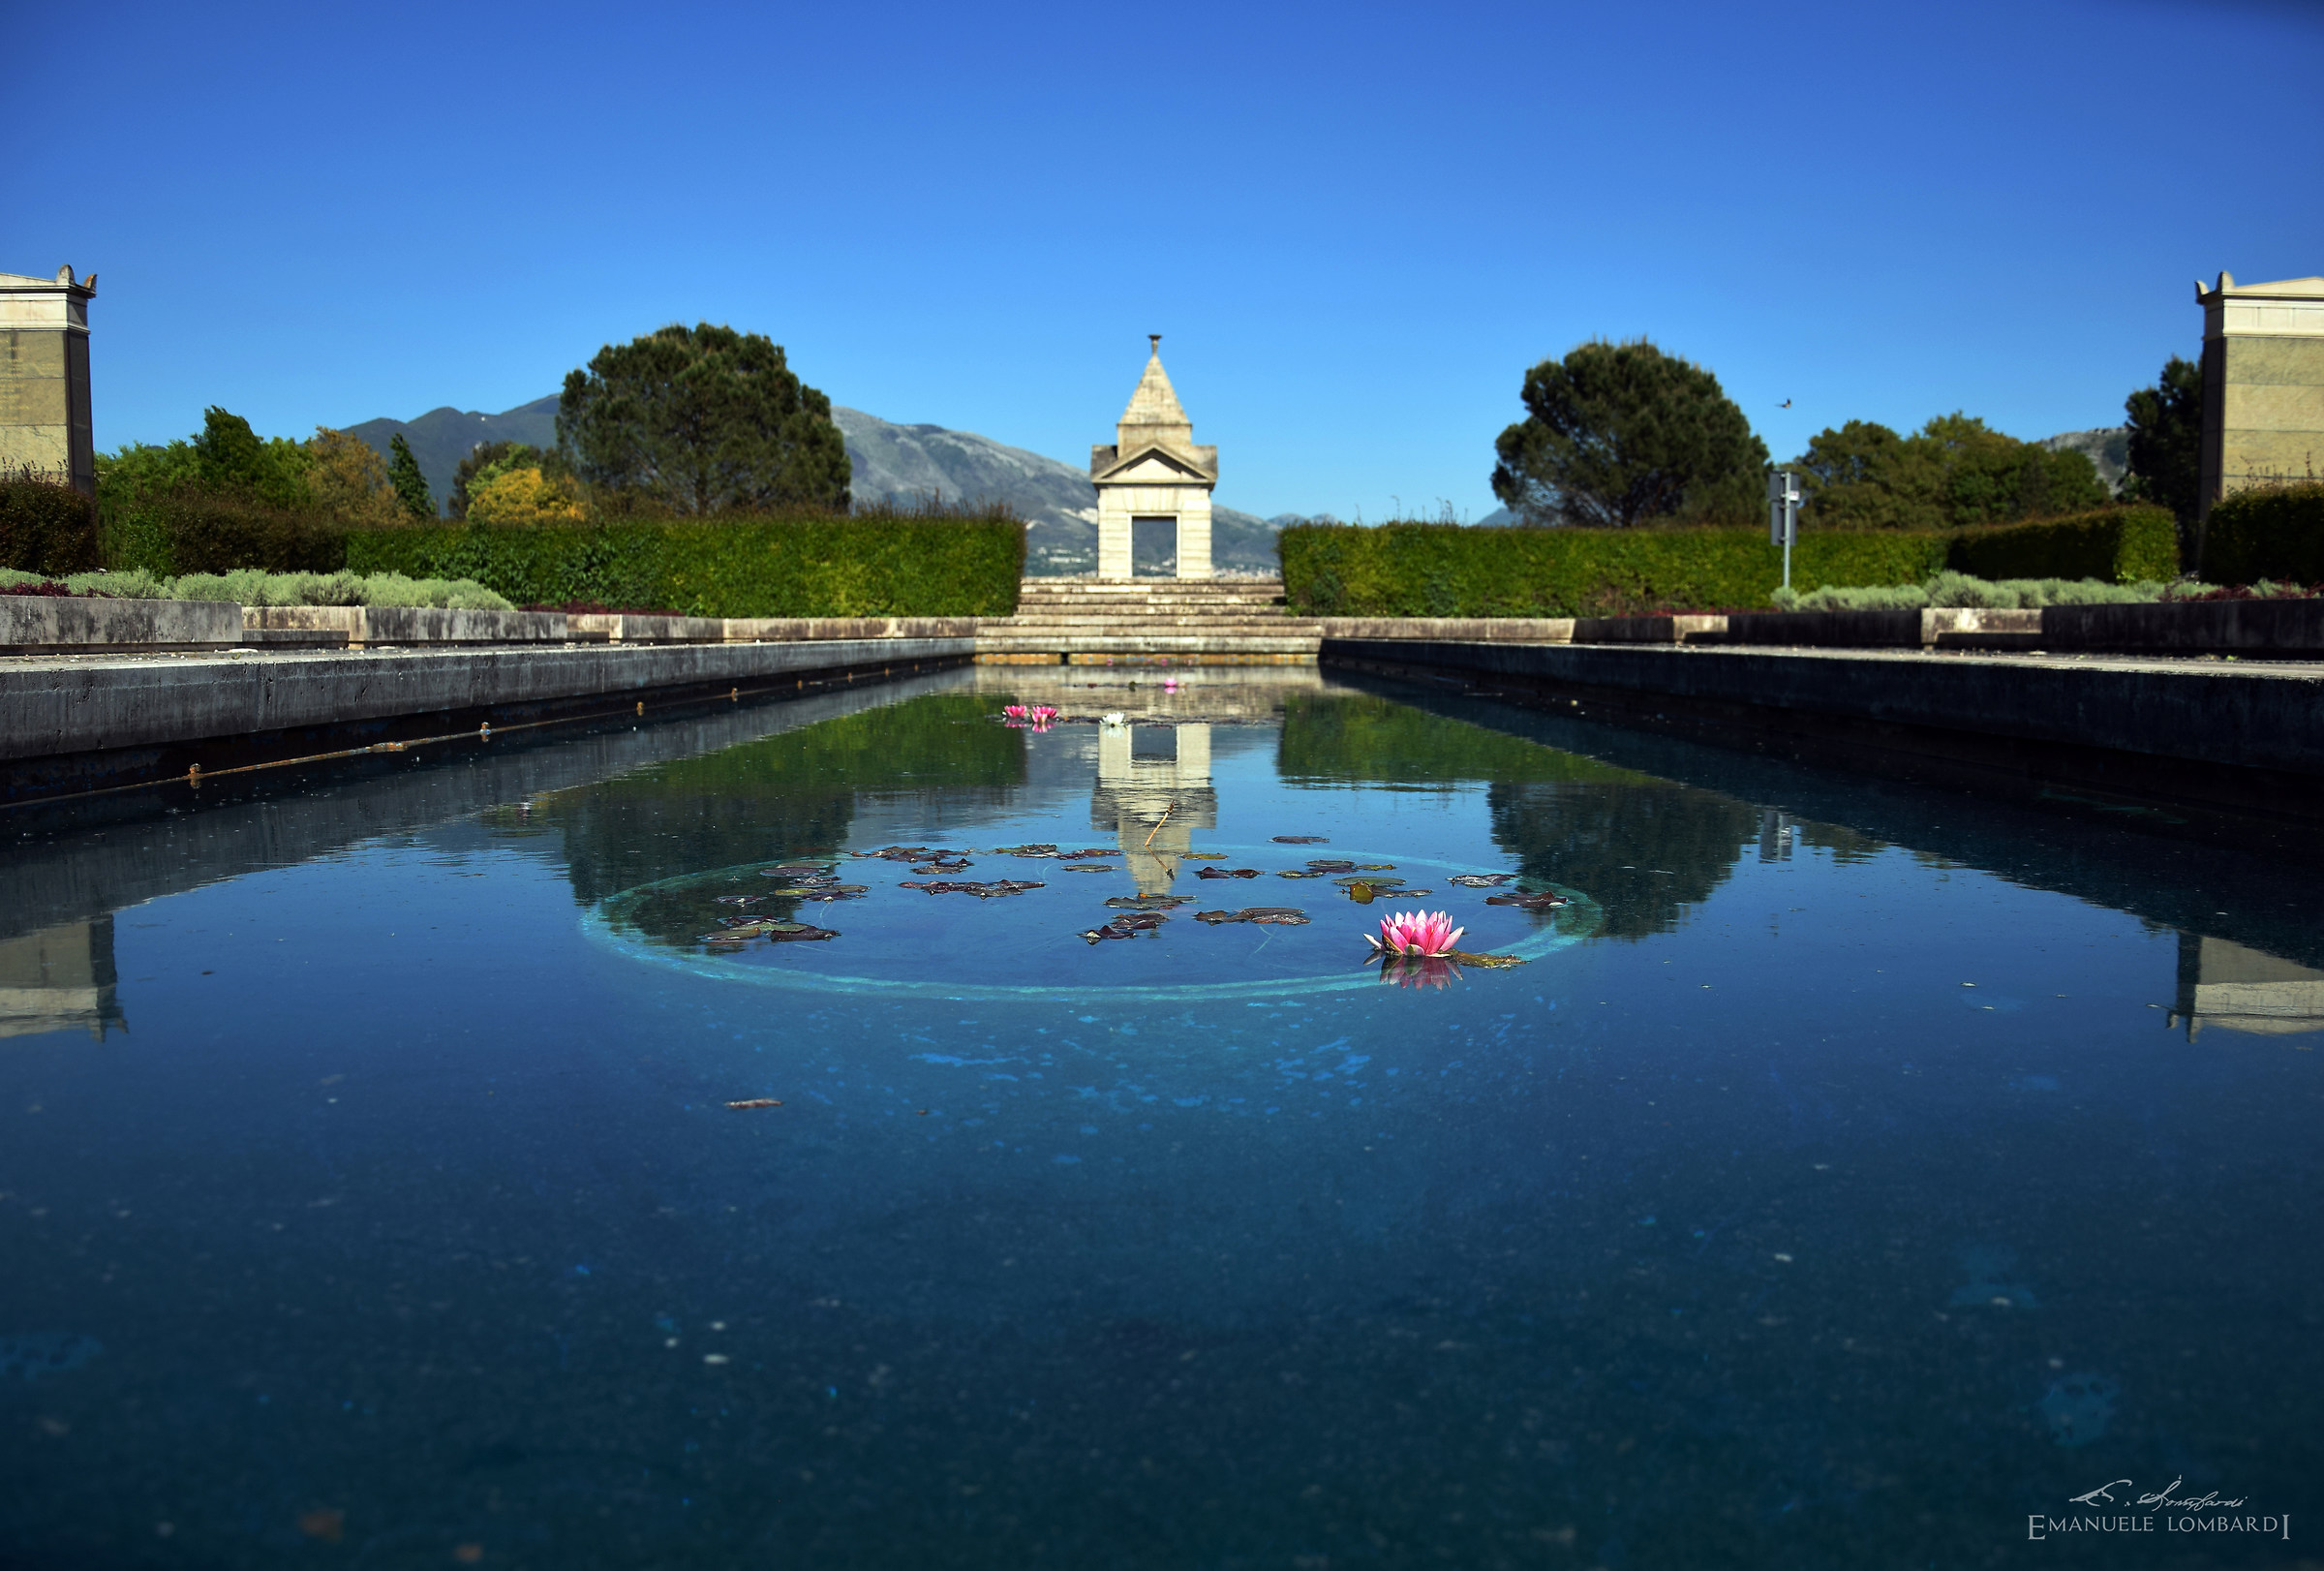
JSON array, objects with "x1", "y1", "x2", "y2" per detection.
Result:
[
  {"x1": 557, "y1": 323, "x2": 851, "y2": 514},
  {"x1": 1490, "y1": 339, "x2": 1766, "y2": 528}
]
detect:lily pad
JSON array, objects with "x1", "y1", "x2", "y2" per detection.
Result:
[
  {"x1": 1195, "y1": 907, "x2": 1310, "y2": 926},
  {"x1": 1272, "y1": 835, "x2": 1330, "y2": 844},
  {"x1": 1332, "y1": 875, "x2": 1404, "y2": 887},
  {"x1": 909, "y1": 858, "x2": 973, "y2": 874},
  {"x1": 1181, "y1": 852, "x2": 1229, "y2": 860},
  {"x1": 1195, "y1": 867, "x2": 1265, "y2": 880},
  {"x1": 900, "y1": 878, "x2": 1045, "y2": 898},
  {"x1": 765, "y1": 921, "x2": 839, "y2": 941},
  {"x1": 1105, "y1": 894, "x2": 1193, "y2": 910},
  {"x1": 1484, "y1": 892, "x2": 1569, "y2": 910},
  {"x1": 990, "y1": 843, "x2": 1061, "y2": 857},
  {"x1": 1063, "y1": 864, "x2": 1115, "y2": 874},
  {"x1": 1447, "y1": 874, "x2": 1516, "y2": 887},
  {"x1": 1275, "y1": 870, "x2": 1326, "y2": 878},
  {"x1": 1055, "y1": 849, "x2": 1117, "y2": 860},
  {"x1": 1305, "y1": 859, "x2": 1356, "y2": 873},
  {"x1": 1449, "y1": 949, "x2": 1527, "y2": 969},
  {"x1": 1355, "y1": 863, "x2": 1397, "y2": 872},
  {"x1": 858, "y1": 846, "x2": 967, "y2": 863},
  {"x1": 1080, "y1": 911, "x2": 1168, "y2": 942},
  {"x1": 712, "y1": 894, "x2": 760, "y2": 906}
]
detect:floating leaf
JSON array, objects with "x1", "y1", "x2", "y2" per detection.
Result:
[
  {"x1": 1080, "y1": 911, "x2": 1168, "y2": 942},
  {"x1": 909, "y1": 858, "x2": 972, "y2": 874},
  {"x1": 1105, "y1": 894, "x2": 1193, "y2": 910},
  {"x1": 1355, "y1": 863, "x2": 1397, "y2": 872},
  {"x1": 1447, "y1": 874, "x2": 1516, "y2": 887},
  {"x1": 1272, "y1": 835, "x2": 1330, "y2": 844},
  {"x1": 1484, "y1": 892, "x2": 1569, "y2": 910},
  {"x1": 1449, "y1": 949, "x2": 1527, "y2": 969},
  {"x1": 1195, "y1": 907, "x2": 1311, "y2": 926},
  {"x1": 725, "y1": 1097, "x2": 783, "y2": 1109},
  {"x1": 1195, "y1": 867, "x2": 1264, "y2": 880},
  {"x1": 1181, "y1": 852, "x2": 1229, "y2": 860},
  {"x1": 1345, "y1": 882, "x2": 1380, "y2": 904},
  {"x1": 1305, "y1": 859, "x2": 1356, "y2": 873},
  {"x1": 858, "y1": 846, "x2": 967, "y2": 863},
  {"x1": 765, "y1": 921, "x2": 839, "y2": 941},
  {"x1": 1056, "y1": 849, "x2": 1117, "y2": 860},
  {"x1": 1275, "y1": 870, "x2": 1326, "y2": 878},
  {"x1": 1063, "y1": 865, "x2": 1114, "y2": 874},
  {"x1": 1333, "y1": 875, "x2": 1404, "y2": 887},
  {"x1": 990, "y1": 843, "x2": 1061, "y2": 857},
  {"x1": 899, "y1": 879, "x2": 1044, "y2": 898},
  {"x1": 712, "y1": 894, "x2": 760, "y2": 906}
]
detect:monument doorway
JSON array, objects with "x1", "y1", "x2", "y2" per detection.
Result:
[{"x1": 1131, "y1": 514, "x2": 1179, "y2": 576}]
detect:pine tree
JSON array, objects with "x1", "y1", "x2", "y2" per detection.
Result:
[{"x1": 387, "y1": 433, "x2": 436, "y2": 520}]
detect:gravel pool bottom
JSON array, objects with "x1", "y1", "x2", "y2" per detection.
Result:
[{"x1": 0, "y1": 679, "x2": 2316, "y2": 1569}]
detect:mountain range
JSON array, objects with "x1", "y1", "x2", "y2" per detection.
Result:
[{"x1": 346, "y1": 398, "x2": 1317, "y2": 575}]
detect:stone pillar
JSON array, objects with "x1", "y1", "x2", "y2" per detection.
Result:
[
  {"x1": 0, "y1": 265, "x2": 97, "y2": 495},
  {"x1": 2196, "y1": 271, "x2": 2324, "y2": 525}
]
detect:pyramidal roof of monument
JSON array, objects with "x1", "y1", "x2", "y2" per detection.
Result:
[{"x1": 1119, "y1": 349, "x2": 1191, "y2": 429}]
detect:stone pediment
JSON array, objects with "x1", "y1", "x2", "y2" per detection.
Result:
[{"x1": 1091, "y1": 443, "x2": 1218, "y2": 485}]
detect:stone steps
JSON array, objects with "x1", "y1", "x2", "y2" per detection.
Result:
[{"x1": 977, "y1": 576, "x2": 1318, "y2": 659}]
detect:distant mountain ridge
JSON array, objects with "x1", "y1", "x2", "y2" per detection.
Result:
[{"x1": 348, "y1": 397, "x2": 1308, "y2": 575}]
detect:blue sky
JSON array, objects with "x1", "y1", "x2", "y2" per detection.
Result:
[{"x1": 15, "y1": 0, "x2": 2322, "y2": 520}]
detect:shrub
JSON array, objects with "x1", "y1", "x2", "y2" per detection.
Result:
[
  {"x1": 1280, "y1": 523, "x2": 1948, "y2": 617},
  {"x1": 343, "y1": 508, "x2": 1024, "y2": 618},
  {"x1": 102, "y1": 485, "x2": 349, "y2": 576},
  {"x1": 1772, "y1": 573, "x2": 2169, "y2": 612},
  {"x1": 0, "y1": 470, "x2": 103, "y2": 575},
  {"x1": 1281, "y1": 506, "x2": 2182, "y2": 618},
  {"x1": 1948, "y1": 504, "x2": 2177, "y2": 583},
  {"x1": 2203, "y1": 481, "x2": 2324, "y2": 587}
]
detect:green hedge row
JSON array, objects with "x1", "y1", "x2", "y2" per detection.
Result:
[
  {"x1": 1281, "y1": 524, "x2": 1949, "y2": 616},
  {"x1": 99, "y1": 486, "x2": 349, "y2": 577},
  {"x1": 2204, "y1": 482, "x2": 2324, "y2": 586},
  {"x1": 0, "y1": 476, "x2": 104, "y2": 575},
  {"x1": 1280, "y1": 506, "x2": 2181, "y2": 616},
  {"x1": 1950, "y1": 505, "x2": 2177, "y2": 583},
  {"x1": 343, "y1": 514, "x2": 1025, "y2": 618}
]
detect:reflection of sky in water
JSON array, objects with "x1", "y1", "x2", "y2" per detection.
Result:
[{"x1": 0, "y1": 676, "x2": 2318, "y2": 1568}]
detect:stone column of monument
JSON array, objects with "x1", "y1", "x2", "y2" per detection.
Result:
[
  {"x1": 1092, "y1": 723, "x2": 1218, "y2": 895},
  {"x1": 2196, "y1": 271, "x2": 2324, "y2": 525},
  {"x1": 0, "y1": 265, "x2": 98, "y2": 495},
  {"x1": 1088, "y1": 336, "x2": 1218, "y2": 579}
]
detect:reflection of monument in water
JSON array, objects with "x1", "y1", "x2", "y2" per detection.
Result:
[
  {"x1": 0, "y1": 917, "x2": 126, "y2": 1041},
  {"x1": 2169, "y1": 934, "x2": 2324, "y2": 1040},
  {"x1": 1092, "y1": 724, "x2": 1216, "y2": 895}
]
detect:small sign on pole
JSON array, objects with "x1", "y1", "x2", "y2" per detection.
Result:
[{"x1": 1766, "y1": 471, "x2": 1801, "y2": 591}]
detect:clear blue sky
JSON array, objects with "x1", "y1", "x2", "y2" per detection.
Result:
[{"x1": 15, "y1": 0, "x2": 2322, "y2": 520}]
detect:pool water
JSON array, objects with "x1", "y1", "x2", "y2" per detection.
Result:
[{"x1": 2, "y1": 669, "x2": 2317, "y2": 1569}]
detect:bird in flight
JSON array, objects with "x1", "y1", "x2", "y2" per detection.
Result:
[{"x1": 1779, "y1": 398, "x2": 1793, "y2": 409}]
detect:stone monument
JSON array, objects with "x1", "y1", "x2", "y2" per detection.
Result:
[
  {"x1": 1089, "y1": 336, "x2": 1218, "y2": 579},
  {"x1": 2196, "y1": 270, "x2": 2324, "y2": 521},
  {"x1": 0, "y1": 264, "x2": 98, "y2": 495}
]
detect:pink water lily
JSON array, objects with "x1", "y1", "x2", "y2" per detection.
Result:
[{"x1": 1365, "y1": 909, "x2": 1463, "y2": 957}]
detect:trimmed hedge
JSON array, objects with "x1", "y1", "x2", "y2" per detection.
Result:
[
  {"x1": 1281, "y1": 507, "x2": 2180, "y2": 616},
  {"x1": 0, "y1": 475, "x2": 103, "y2": 575},
  {"x1": 1280, "y1": 525, "x2": 1948, "y2": 617},
  {"x1": 343, "y1": 514, "x2": 1025, "y2": 618},
  {"x1": 2203, "y1": 482, "x2": 2324, "y2": 586},
  {"x1": 101, "y1": 485, "x2": 349, "y2": 576},
  {"x1": 1950, "y1": 505, "x2": 2177, "y2": 584}
]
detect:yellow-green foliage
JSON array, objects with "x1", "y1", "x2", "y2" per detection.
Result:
[
  {"x1": 344, "y1": 512, "x2": 1024, "y2": 617},
  {"x1": 465, "y1": 467, "x2": 589, "y2": 525},
  {"x1": 2202, "y1": 482, "x2": 2324, "y2": 586}
]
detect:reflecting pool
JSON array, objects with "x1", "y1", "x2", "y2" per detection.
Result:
[{"x1": 2, "y1": 667, "x2": 2318, "y2": 1569}]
